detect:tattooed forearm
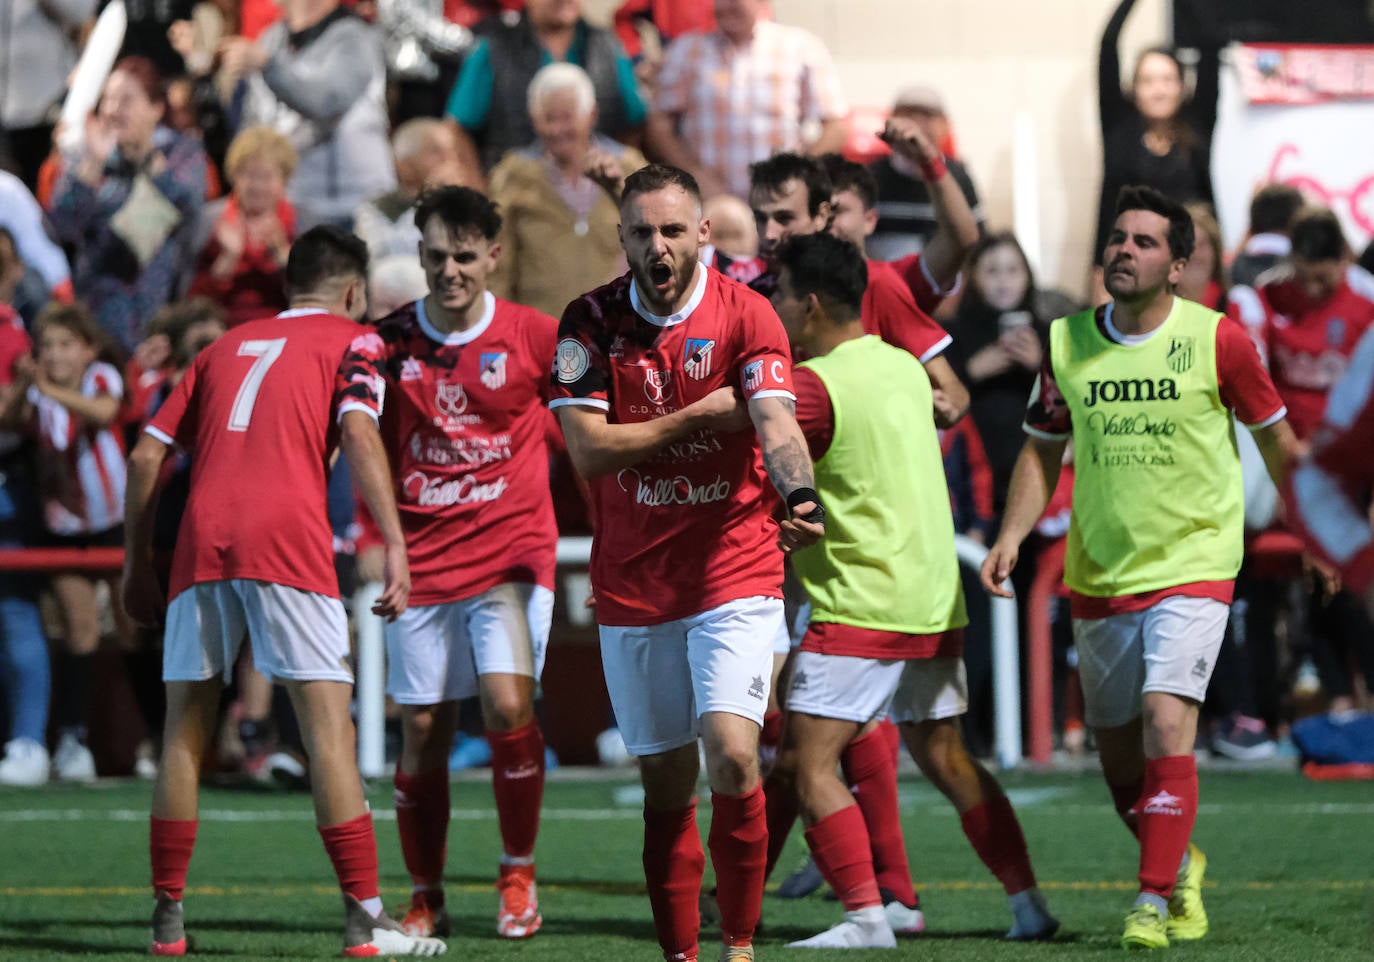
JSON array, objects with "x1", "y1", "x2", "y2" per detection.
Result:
[{"x1": 762, "y1": 435, "x2": 814, "y2": 498}]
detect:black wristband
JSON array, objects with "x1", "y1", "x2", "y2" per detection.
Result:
[{"x1": 786, "y1": 487, "x2": 820, "y2": 512}]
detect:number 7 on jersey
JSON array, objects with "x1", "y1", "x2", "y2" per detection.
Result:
[{"x1": 228, "y1": 338, "x2": 287, "y2": 431}]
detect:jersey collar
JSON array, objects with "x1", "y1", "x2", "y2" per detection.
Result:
[
  {"x1": 277, "y1": 307, "x2": 329, "y2": 318},
  {"x1": 1102, "y1": 298, "x2": 1177, "y2": 346},
  {"x1": 417, "y1": 291, "x2": 496, "y2": 345},
  {"x1": 630, "y1": 264, "x2": 708, "y2": 327}
]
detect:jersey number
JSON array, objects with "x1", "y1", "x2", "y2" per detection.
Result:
[{"x1": 227, "y1": 338, "x2": 287, "y2": 432}]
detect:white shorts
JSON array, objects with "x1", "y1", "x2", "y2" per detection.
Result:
[
  {"x1": 787, "y1": 651, "x2": 966, "y2": 724},
  {"x1": 599, "y1": 595, "x2": 782, "y2": 756},
  {"x1": 774, "y1": 572, "x2": 812, "y2": 655},
  {"x1": 386, "y1": 583, "x2": 554, "y2": 705},
  {"x1": 163, "y1": 580, "x2": 351, "y2": 684},
  {"x1": 1073, "y1": 596, "x2": 1230, "y2": 729}
]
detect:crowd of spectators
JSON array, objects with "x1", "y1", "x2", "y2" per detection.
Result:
[{"x1": 0, "y1": 0, "x2": 1371, "y2": 786}]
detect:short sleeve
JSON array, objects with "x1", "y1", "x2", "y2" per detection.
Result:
[
  {"x1": 445, "y1": 39, "x2": 493, "y2": 130},
  {"x1": 651, "y1": 33, "x2": 695, "y2": 115},
  {"x1": 796, "y1": 30, "x2": 848, "y2": 122},
  {"x1": 866, "y1": 267, "x2": 952, "y2": 363},
  {"x1": 549, "y1": 297, "x2": 611, "y2": 410},
  {"x1": 737, "y1": 299, "x2": 795, "y2": 402},
  {"x1": 1216, "y1": 315, "x2": 1286, "y2": 428},
  {"x1": 793, "y1": 367, "x2": 833, "y2": 461},
  {"x1": 1023, "y1": 354, "x2": 1071, "y2": 439},
  {"x1": 891, "y1": 253, "x2": 957, "y2": 316},
  {"x1": 146, "y1": 360, "x2": 199, "y2": 449},
  {"x1": 335, "y1": 331, "x2": 387, "y2": 424},
  {"x1": 524, "y1": 309, "x2": 560, "y2": 404}
]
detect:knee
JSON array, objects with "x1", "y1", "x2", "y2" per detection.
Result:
[
  {"x1": 1141, "y1": 712, "x2": 1188, "y2": 757},
  {"x1": 704, "y1": 739, "x2": 758, "y2": 794},
  {"x1": 483, "y1": 692, "x2": 533, "y2": 732}
]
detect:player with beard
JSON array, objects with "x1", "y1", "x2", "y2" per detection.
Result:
[
  {"x1": 552, "y1": 163, "x2": 825, "y2": 962},
  {"x1": 982, "y1": 186, "x2": 1296, "y2": 950},
  {"x1": 342, "y1": 186, "x2": 558, "y2": 940}
]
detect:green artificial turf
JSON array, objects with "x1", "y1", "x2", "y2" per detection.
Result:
[{"x1": 0, "y1": 770, "x2": 1370, "y2": 959}]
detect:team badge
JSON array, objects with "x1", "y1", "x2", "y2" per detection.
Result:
[
  {"x1": 644, "y1": 368, "x2": 673, "y2": 404},
  {"x1": 480, "y1": 351, "x2": 508, "y2": 389},
  {"x1": 684, "y1": 338, "x2": 716, "y2": 379},
  {"x1": 556, "y1": 338, "x2": 590, "y2": 383},
  {"x1": 1166, "y1": 336, "x2": 1194, "y2": 375},
  {"x1": 435, "y1": 379, "x2": 468, "y2": 416},
  {"x1": 743, "y1": 360, "x2": 764, "y2": 392}
]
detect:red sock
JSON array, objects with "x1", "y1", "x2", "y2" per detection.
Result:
[
  {"x1": 1137, "y1": 755, "x2": 1198, "y2": 898},
  {"x1": 842, "y1": 725, "x2": 916, "y2": 906},
  {"x1": 877, "y1": 716, "x2": 902, "y2": 761},
  {"x1": 762, "y1": 768, "x2": 800, "y2": 880},
  {"x1": 708, "y1": 787, "x2": 767, "y2": 946},
  {"x1": 318, "y1": 813, "x2": 381, "y2": 903},
  {"x1": 959, "y1": 792, "x2": 1037, "y2": 895},
  {"x1": 804, "y1": 804, "x2": 882, "y2": 911},
  {"x1": 1108, "y1": 777, "x2": 1144, "y2": 838},
  {"x1": 760, "y1": 710, "x2": 784, "y2": 752},
  {"x1": 150, "y1": 817, "x2": 198, "y2": 900},
  {"x1": 394, "y1": 766, "x2": 450, "y2": 903},
  {"x1": 643, "y1": 802, "x2": 704, "y2": 962},
  {"x1": 489, "y1": 722, "x2": 545, "y2": 859}
]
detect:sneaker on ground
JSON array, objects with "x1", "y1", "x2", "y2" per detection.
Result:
[
  {"x1": 135, "y1": 740, "x2": 159, "y2": 780},
  {"x1": 496, "y1": 863, "x2": 541, "y2": 938},
  {"x1": 150, "y1": 892, "x2": 186, "y2": 957},
  {"x1": 1166, "y1": 843, "x2": 1208, "y2": 941},
  {"x1": 343, "y1": 895, "x2": 446, "y2": 957},
  {"x1": 786, "y1": 907, "x2": 897, "y2": 949},
  {"x1": 778, "y1": 856, "x2": 826, "y2": 899},
  {"x1": 266, "y1": 751, "x2": 309, "y2": 791},
  {"x1": 1121, "y1": 902, "x2": 1169, "y2": 950},
  {"x1": 718, "y1": 944, "x2": 756, "y2": 961},
  {"x1": 1006, "y1": 886, "x2": 1059, "y2": 941},
  {"x1": 880, "y1": 889, "x2": 924, "y2": 935},
  {"x1": 448, "y1": 734, "x2": 492, "y2": 771},
  {"x1": 0, "y1": 737, "x2": 49, "y2": 787},
  {"x1": 400, "y1": 901, "x2": 451, "y2": 938},
  {"x1": 1211, "y1": 715, "x2": 1277, "y2": 761},
  {"x1": 53, "y1": 731, "x2": 96, "y2": 783}
]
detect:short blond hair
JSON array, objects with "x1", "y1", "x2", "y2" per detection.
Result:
[{"x1": 225, "y1": 126, "x2": 298, "y2": 182}]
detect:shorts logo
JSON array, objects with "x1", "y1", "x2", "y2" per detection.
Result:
[
  {"x1": 684, "y1": 338, "x2": 715, "y2": 380},
  {"x1": 435, "y1": 379, "x2": 468, "y2": 416},
  {"x1": 479, "y1": 352, "x2": 507, "y2": 389},
  {"x1": 1192, "y1": 657, "x2": 1209, "y2": 679},
  {"x1": 790, "y1": 670, "x2": 808, "y2": 690},
  {"x1": 743, "y1": 360, "x2": 764, "y2": 392},
  {"x1": 1141, "y1": 789, "x2": 1184, "y2": 816},
  {"x1": 644, "y1": 368, "x2": 673, "y2": 404},
  {"x1": 1166, "y1": 336, "x2": 1194, "y2": 374},
  {"x1": 557, "y1": 338, "x2": 590, "y2": 383},
  {"x1": 748, "y1": 675, "x2": 766, "y2": 700},
  {"x1": 400, "y1": 358, "x2": 424, "y2": 382}
]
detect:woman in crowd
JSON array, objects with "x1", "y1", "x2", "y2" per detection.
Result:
[
  {"x1": 487, "y1": 62, "x2": 646, "y2": 318},
  {"x1": 1178, "y1": 201, "x2": 1228, "y2": 311},
  {"x1": 188, "y1": 127, "x2": 297, "y2": 326},
  {"x1": 0, "y1": 304, "x2": 129, "y2": 782},
  {"x1": 47, "y1": 57, "x2": 208, "y2": 353}
]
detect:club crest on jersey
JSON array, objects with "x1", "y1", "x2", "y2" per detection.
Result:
[
  {"x1": 1166, "y1": 336, "x2": 1194, "y2": 375},
  {"x1": 400, "y1": 358, "x2": 424, "y2": 382},
  {"x1": 557, "y1": 338, "x2": 590, "y2": 383},
  {"x1": 480, "y1": 352, "x2": 507, "y2": 389},
  {"x1": 743, "y1": 360, "x2": 764, "y2": 392},
  {"x1": 435, "y1": 379, "x2": 468, "y2": 416},
  {"x1": 644, "y1": 368, "x2": 673, "y2": 404},
  {"x1": 684, "y1": 338, "x2": 716, "y2": 379}
]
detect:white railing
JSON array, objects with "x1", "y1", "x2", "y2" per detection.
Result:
[{"x1": 353, "y1": 533, "x2": 1021, "y2": 776}]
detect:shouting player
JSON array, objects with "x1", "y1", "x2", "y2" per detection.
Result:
[
  {"x1": 552, "y1": 163, "x2": 824, "y2": 962},
  {"x1": 343, "y1": 186, "x2": 558, "y2": 939},
  {"x1": 981, "y1": 186, "x2": 1295, "y2": 950},
  {"x1": 123, "y1": 227, "x2": 445, "y2": 957}
]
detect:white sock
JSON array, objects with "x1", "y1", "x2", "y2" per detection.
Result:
[
  {"x1": 361, "y1": 896, "x2": 384, "y2": 918},
  {"x1": 847, "y1": 905, "x2": 888, "y2": 927},
  {"x1": 501, "y1": 853, "x2": 535, "y2": 867},
  {"x1": 1135, "y1": 892, "x2": 1168, "y2": 916}
]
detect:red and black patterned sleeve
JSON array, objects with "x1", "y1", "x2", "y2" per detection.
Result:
[
  {"x1": 1022, "y1": 352, "x2": 1072, "y2": 439},
  {"x1": 549, "y1": 293, "x2": 612, "y2": 411},
  {"x1": 335, "y1": 330, "x2": 387, "y2": 424}
]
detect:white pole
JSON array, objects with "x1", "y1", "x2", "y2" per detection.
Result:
[
  {"x1": 1011, "y1": 111, "x2": 1043, "y2": 279},
  {"x1": 954, "y1": 535, "x2": 1022, "y2": 770},
  {"x1": 57, "y1": 1, "x2": 127, "y2": 157},
  {"x1": 354, "y1": 581, "x2": 386, "y2": 778}
]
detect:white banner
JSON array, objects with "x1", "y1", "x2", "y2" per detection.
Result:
[{"x1": 1211, "y1": 44, "x2": 1374, "y2": 255}]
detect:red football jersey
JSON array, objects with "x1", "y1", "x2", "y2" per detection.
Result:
[
  {"x1": 863, "y1": 259, "x2": 951, "y2": 363},
  {"x1": 344, "y1": 293, "x2": 560, "y2": 606},
  {"x1": 147, "y1": 309, "x2": 383, "y2": 601},
  {"x1": 1229, "y1": 266, "x2": 1374, "y2": 440},
  {"x1": 551, "y1": 266, "x2": 795, "y2": 626},
  {"x1": 884, "y1": 252, "x2": 950, "y2": 317}
]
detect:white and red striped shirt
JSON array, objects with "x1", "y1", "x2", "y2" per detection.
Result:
[{"x1": 31, "y1": 361, "x2": 126, "y2": 535}]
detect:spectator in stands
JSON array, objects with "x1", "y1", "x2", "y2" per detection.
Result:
[
  {"x1": 121, "y1": 0, "x2": 199, "y2": 77},
  {"x1": 613, "y1": 0, "x2": 714, "y2": 61},
  {"x1": 0, "y1": 303, "x2": 129, "y2": 782},
  {"x1": 1230, "y1": 184, "x2": 1303, "y2": 289},
  {"x1": 1094, "y1": 0, "x2": 1217, "y2": 298},
  {"x1": 646, "y1": 0, "x2": 847, "y2": 200},
  {"x1": 867, "y1": 86, "x2": 986, "y2": 262},
  {"x1": 188, "y1": 127, "x2": 298, "y2": 326},
  {"x1": 48, "y1": 57, "x2": 208, "y2": 353},
  {"x1": 222, "y1": 0, "x2": 396, "y2": 230},
  {"x1": 445, "y1": 0, "x2": 646, "y2": 173},
  {"x1": 703, "y1": 195, "x2": 757, "y2": 261},
  {"x1": 0, "y1": 0, "x2": 98, "y2": 189},
  {"x1": 377, "y1": 0, "x2": 476, "y2": 123},
  {"x1": 0, "y1": 227, "x2": 53, "y2": 328},
  {"x1": 0, "y1": 304, "x2": 51, "y2": 786},
  {"x1": 1178, "y1": 202, "x2": 1227, "y2": 310},
  {"x1": 488, "y1": 63, "x2": 646, "y2": 318},
  {"x1": 0, "y1": 171, "x2": 73, "y2": 310},
  {"x1": 355, "y1": 119, "x2": 468, "y2": 262}
]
